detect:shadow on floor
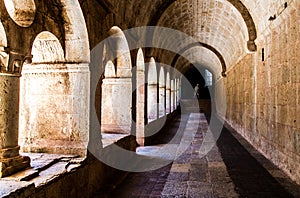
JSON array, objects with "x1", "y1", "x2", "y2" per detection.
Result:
[
  {"x1": 211, "y1": 118, "x2": 294, "y2": 198},
  {"x1": 99, "y1": 113, "x2": 297, "y2": 198},
  {"x1": 105, "y1": 114, "x2": 185, "y2": 198}
]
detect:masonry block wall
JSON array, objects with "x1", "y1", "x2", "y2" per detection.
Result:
[{"x1": 217, "y1": 3, "x2": 300, "y2": 184}]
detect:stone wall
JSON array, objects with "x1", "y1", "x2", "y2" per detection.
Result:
[{"x1": 217, "y1": 3, "x2": 300, "y2": 185}]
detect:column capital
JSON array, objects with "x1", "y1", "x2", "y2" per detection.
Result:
[{"x1": 0, "y1": 48, "x2": 32, "y2": 77}]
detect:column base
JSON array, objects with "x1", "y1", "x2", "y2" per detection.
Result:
[
  {"x1": 136, "y1": 137, "x2": 145, "y2": 146},
  {"x1": 0, "y1": 155, "x2": 30, "y2": 178}
]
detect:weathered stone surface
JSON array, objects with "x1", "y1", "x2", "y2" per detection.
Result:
[
  {"x1": 0, "y1": 73, "x2": 31, "y2": 178},
  {"x1": 20, "y1": 64, "x2": 90, "y2": 156},
  {"x1": 0, "y1": 155, "x2": 30, "y2": 178},
  {"x1": 217, "y1": 2, "x2": 300, "y2": 185},
  {"x1": 0, "y1": 76, "x2": 19, "y2": 149},
  {"x1": 136, "y1": 49, "x2": 146, "y2": 146},
  {"x1": 0, "y1": 134, "x2": 136, "y2": 197},
  {"x1": 0, "y1": 180, "x2": 35, "y2": 197},
  {"x1": 4, "y1": 0, "x2": 36, "y2": 27},
  {"x1": 0, "y1": 0, "x2": 299, "y2": 196},
  {"x1": 101, "y1": 78, "x2": 132, "y2": 134},
  {"x1": 162, "y1": 181, "x2": 188, "y2": 197},
  {"x1": 160, "y1": 113, "x2": 238, "y2": 197}
]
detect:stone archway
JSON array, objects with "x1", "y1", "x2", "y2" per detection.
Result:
[
  {"x1": 18, "y1": 0, "x2": 90, "y2": 158},
  {"x1": 0, "y1": 20, "x2": 31, "y2": 178},
  {"x1": 20, "y1": 30, "x2": 90, "y2": 156},
  {"x1": 147, "y1": 57, "x2": 158, "y2": 122},
  {"x1": 101, "y1": 26, "x2": 133, "y2": 134},
  {"x1": 149, "y1": 0, "x2": 257, "y2": 52}
]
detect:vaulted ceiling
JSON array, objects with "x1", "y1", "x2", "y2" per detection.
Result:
[{"x1": 93, "y1": 0, "x2": 290, "y2": 77}]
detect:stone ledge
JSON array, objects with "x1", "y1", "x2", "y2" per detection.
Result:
[
  {"x1": 0, "y1": 134, "x2": 136, "y2": 197},
  {"x1": 0, "y1": 180, "x2": 35, "y2": 198},
  {"x1": 0, "y1": 153, "x2": 82, "y2": 197},
  {"x1": 21, "y1": 139, "x2": 87, "y2": 157},
  {"x1": 101, "y1": 133, "x2": 129, "y2": 148}
]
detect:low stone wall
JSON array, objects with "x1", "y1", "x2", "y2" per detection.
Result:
[{"x1": 4, "y1": 135, "x2": 136, "y2": 197}]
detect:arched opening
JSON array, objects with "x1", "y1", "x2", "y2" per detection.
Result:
[
  {"x1": 30, "y1": 31, "x2": 64, "y2": 63},
  {"x1": 147, "y1": 57, "x2": 158, "y2": 122},
  {"x1": 176, "y1": 77, "x2": 181, "y2": 106},
  {"x1": 0, "y1": 22, "x2": 8, "y2": 71},
  {"x1": 108, "y1": 26, "x2": 132, "y2": 78},
  {"x1": 188, "y1": 66, "x2": 212, "y2": 100},
  {"x1": 171, "y1": 42, "x2": 227, "y2": 77},
  {"x1": 181, "y1": 65, "x2": 214, "y2": 114},
  {"x1": 4, "y1": 0, "x2": 36, "y2": 27},
  {"x1": 101, "y1": 60, "x2": 133, "y2": 134},
  {"x1": 0, "y1": 21, "x2": 31, "y2": 177},
  {"x1": 19, "y1": 29, "x2": 90, "y2": 157},
  {"x1": 100, "y1": 26, "x2": 132, "y2": 134},
  {"x1": 62, "y1": 0, "x2": 90, "y2": 63},
  {"x1": 101, "y1": 61, "x2": 117, "y2": 133}
]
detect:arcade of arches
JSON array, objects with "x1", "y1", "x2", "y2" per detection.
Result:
[{"x1": 0, "y1": 0, "x2": 300, "y2": 197}]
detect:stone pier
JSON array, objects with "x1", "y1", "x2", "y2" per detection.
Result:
[{"x1": 0, "y1": 52, "x2": 30, "y2": 177}]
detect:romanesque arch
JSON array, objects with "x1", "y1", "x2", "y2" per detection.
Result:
[
  {"x1": 4, "y1": 0, "x2": 36, "y2": 27},
  {"x1": 149, "y1": 0, "x2": 257, "y2": 52},
  {"x1": 171, "y1": 42, "x2": 227, "y2": 77},
  {"x1": 0, "y1": 20, "x2": 31, "y2": 177},
  {"x1": 101, "y1": 26, "x2": 132, "y2": 134},
  {"x1": 19, "y1": 31, "x2": 65, "y2": 152},
  {"x1": 18, "y1": 0, "x2": 90, "y2": 157},
  {"x1": 108, "y1": 26, "x2": 132, "y2": 77},
  {"x1": 30, "y1": 31, "x2": 64, "y2": 63},
  {"x1": 0, "y1": 22, "x2": 8, "y2": 70},
  {"x1": 61, "y1": 0, "x2": 90, "y2": 62},
  {"x1": 147, "y1": 57, "x2": 158, "y2": 122}
]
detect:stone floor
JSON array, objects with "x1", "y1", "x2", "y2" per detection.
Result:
[
  {"x1": 3, "y1": 112, "x2": 300, "y2": 197},
  {"x1": 102, "y1": 112, "x2": 300, "y2": 198}
]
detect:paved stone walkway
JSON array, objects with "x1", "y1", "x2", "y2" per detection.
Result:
[{"x1": 105, "y1": 112, "x2": 300, "y2": 198}]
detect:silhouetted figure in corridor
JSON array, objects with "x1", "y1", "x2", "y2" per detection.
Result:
[{"x1": 193, "y1": 84, "x2": 200, "y2": 99}]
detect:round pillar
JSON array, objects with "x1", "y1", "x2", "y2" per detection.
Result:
[{"x1": 0, "y1": 52, "x2": 30, "y2": 177}]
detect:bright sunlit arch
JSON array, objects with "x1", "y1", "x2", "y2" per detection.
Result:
[{"x1": 31, "y1": 31, "x2": 65, "y2": 64}]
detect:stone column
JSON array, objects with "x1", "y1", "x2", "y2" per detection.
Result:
[
  {"x1": 166, "y1": 74, "x2": 171, "y2": 114},
  {"x1": 147, "y1": 83, "x2": 158, "y2": 122},
  {"x1": 0, "y1": 51, "x2": 30, "y2": 178},
  {"x1": 159, "y1": 68, "x2": 165, "y2": 118},
  {"x1": 159, "y1": 85, "x2": 166, "y2": 117},
  {"x1": 171, "y1": 80, "x2": 175, "y2": 112},
  {"x1": 176, "y1": 78, "x2": 181, "y2": 106},
  {"x1": 174, "y1": 79, "x2": 177, "y2": 107},
  {"x1": 136, "y1": 50, "x2": 145, "y2": 146}
]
